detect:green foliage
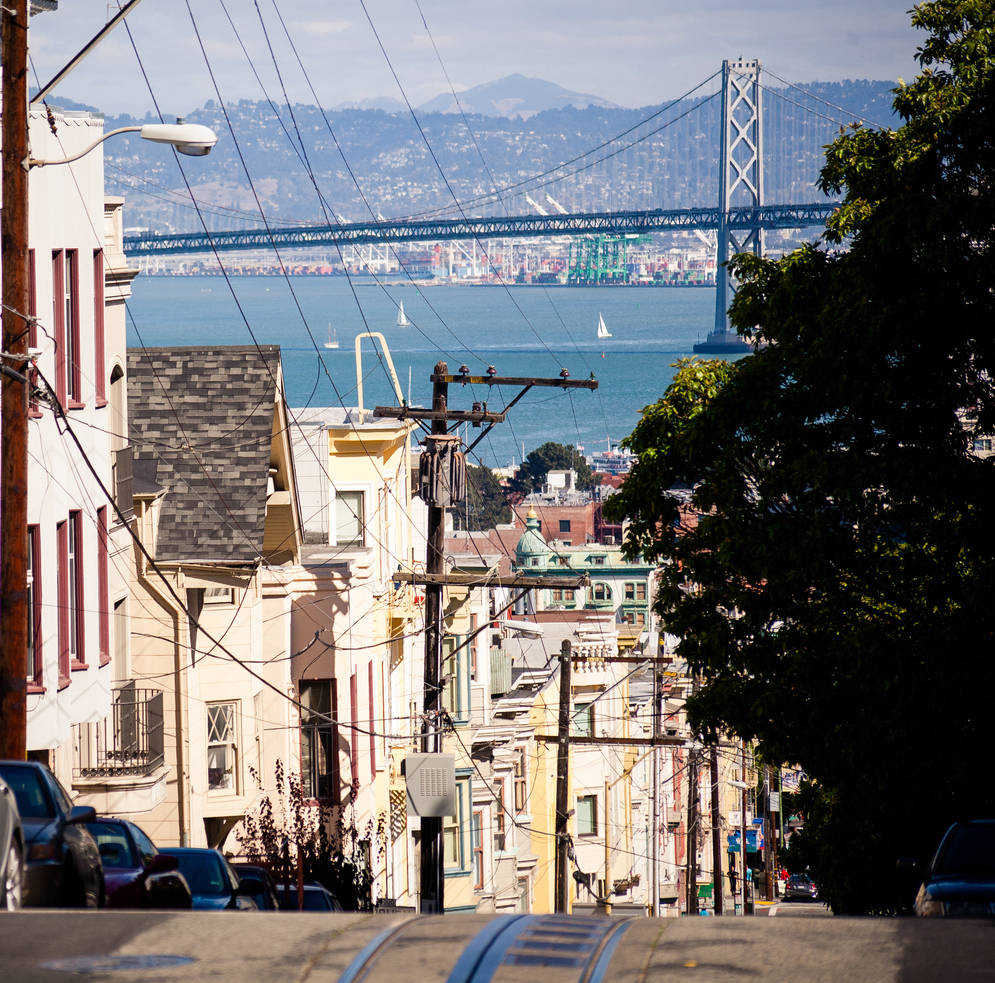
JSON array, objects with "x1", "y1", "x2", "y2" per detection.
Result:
[
  {"x1": 606, "y1": 1, "x2": 995, "y2": 914},
  {"x1": 455, "y1": 464, "x2": 512, "y2": 530},
  {"x1": 510, "y1": 441, "x2": 595, "y2": 496},
  {"x1": 236, "y1": 762, "x2": 378, "y2": 911}
]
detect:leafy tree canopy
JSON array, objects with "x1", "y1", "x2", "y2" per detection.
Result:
[
  {"x1": 454, "y1": 464, "x2": 512, "y2": 530},
  {"x1": 510, "y1": 441, "x2": 595, "y2": 496},
  {"x1": 605, "y1": 0, "x2": 995, "y2": 914}
]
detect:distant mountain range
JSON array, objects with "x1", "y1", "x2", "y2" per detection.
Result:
[{"x1": 415, "y1": 74, "x2": 619, "y2": 118}]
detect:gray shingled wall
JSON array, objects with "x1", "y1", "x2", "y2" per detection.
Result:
[{"x1": 127, "y1": 345, "x2": 280, "y2": 563}]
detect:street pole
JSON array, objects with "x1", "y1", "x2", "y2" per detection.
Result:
[
  {"x1": 554, "y1": 639, "x2": 571, "y2": 913},
  {"x1": 0, "y1": 0, "x2": 30, "y2": 761},
  {"x1": 650, "y1": 670, "x2": 660, "y2": 917},
  {"x1": 741, "y1": 743, "x2": 749, "y2": 915},
  {"x1": 686, "y1": 746, "x2": 698, "y2": 915},
  {"x1": 419, "y1": 361, "x2": 448, "y2": 914},
  {"x1": 710, "y1": 745, "x2": 723, "y2": 914},
  {"x1": 764, "y1": 764, "x2": 774, "y2": 901}
]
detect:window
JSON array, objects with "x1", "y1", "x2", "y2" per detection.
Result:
[
  {"x1": 93, "y1": 250, "x2": 106, "y2": 406},
  {"x1": 513, "y1": 752, "x2": 527, "y2": 812},
  {"x1": 574, "y1": 701, "x2": 594, "y2": 737},
  {"x1": 590, "y1": 555, "x2": 606, "y2": 566},
  {"x1": 97, "y1": 507, "x2": 110, "y2": 665},
  {"x1": 624, "y1": 582, "x2": 636, "y2": 600},
  {"x1": 52, "y1": 251, "x2": 66, "y2": 404},
  {"x1": 334, "y1": 489, "x2": 365, "y2": 547},
  {"x1": 471, "y1": 811, "x2": 484, "y2": 890},
  {"x1": 300, "y1": 680, "x2": 338, "y2": 801},
  {"x1": 59, "y1": 511, "x2": 85, "y2": 673},
  {"x1": 27, "y1": 525, "x2": 42, "y2": 686},
  {"x1": 469, "y1": 614, "x2": 478, "y2": 679},
  {"x1": 28, "y1": 250, "x2": 40, "y2": 417},
  {"x1": 443, "y1": 780, "x2": 468, "y2": 871},
  {"x1": 59, "y1": 249, "x2": 81, "y2": 406},
  {"x1": 368, "y1": 662, "x2": 376, "y2": 780},
  {"x1": 207, "y1": 701, "x2": 238, "y2": 793},
  {"x1": 113, "y1": 598, "x2": 129, "y2": 681},
  {"x1": 576, "y1": 794, "x2": 598, "y2": 836},
  {"x1": 204, "y1": 586, "x2": 235, "y2": 605},
  {"x1": 592, "y1": 582, "x2": 611, "y2": 603},
  {"x1": 350, "y1": 672, "x2": 359, "y2": 788},
  {"x1": 558, "y1": 519, "x2": 571, "y2": 533},
  {"x1": 493, "y1": 783, "x2": 506, "y2": 852}
]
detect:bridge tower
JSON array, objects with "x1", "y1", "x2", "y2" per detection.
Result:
[{"x1": 694, "y1": 58, "x2": 763, "y2": 355}]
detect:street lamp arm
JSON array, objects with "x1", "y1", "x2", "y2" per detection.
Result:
[{"x1": 28, "y1": 122, "x2": 218, "y2": 168}]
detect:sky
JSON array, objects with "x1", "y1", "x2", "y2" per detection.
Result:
[{"x1": 28, "y1": 0, "x2": 924, "y2": 117}]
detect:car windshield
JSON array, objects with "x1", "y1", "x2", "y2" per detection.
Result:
[
  {"x1": 87, "y1": 821, "x2": 138, "y2": 868},
  {"x1": 935, "y1": 825, "x2": 995, "y2": 876},
  {"x1": 0, "y1": 765, "x2": 52, "y2": 819},
  {"x1": 166, "y1": 852, "x2": 228, "y2": 896},
  {"x1": 300, "y1": 889, "x2": 332, "y2": 911}
]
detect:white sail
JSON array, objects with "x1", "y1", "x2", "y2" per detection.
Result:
[
  {"x1": 396, "y1": 301, "x2": 410, "y2": 327},
  {"x1": 324, "y1": 324, "x2": 339, "y2": 349},
  {"x1": 596, "y1": 313, "x2": 612, "y2": 339}
]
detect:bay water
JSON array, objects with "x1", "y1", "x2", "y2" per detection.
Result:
[{"x1": 126, "y1": 275, "x2": 721, "y2": 468}]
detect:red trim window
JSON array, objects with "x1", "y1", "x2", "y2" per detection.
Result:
[
  {"x1": 57, "y1": 520, "x2": 70, "y2": 687},
  {"x1": 368, "y1": 661, "x2": 376, "y2": 780},
  {"x1": 27, "y1": 525, "x2": 43, "y2": 690},
  {"x1": 93, "y1": 250, "x2": 106, "y2": 406},
  {"x1": 68, "y1": 510, "x2": 85, "y2": 670},
  {"x1": 97, "y1": 506, "x2": 110, "y2": 665},
  {"x1": 28, "y1": 250, "x2": 41, "y2": 417},
  {"x1": 52, "y1": 251, "x2": 66, "y2": 405},
  {"x1": 65, "y1": 249, "x2": 82, "y2": 407}
]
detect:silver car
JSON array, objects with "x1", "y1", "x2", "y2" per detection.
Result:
[{"x1": 0, "y1": 774, "x2": 24, "y2": 909}]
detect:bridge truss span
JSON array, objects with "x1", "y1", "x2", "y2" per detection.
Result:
[{"x1": 122, "y1": 202, "x2": 838, "y2": 257}]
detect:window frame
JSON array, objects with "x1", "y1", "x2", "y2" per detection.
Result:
[
  {"x1": 513, "y1": 752, "x2": 527, "y2": 813},
  {"x1": 27, "y1": 524, "x2": 43, "y2": 689},
  {"x1": 573, "y1": 701, "x2": 595, "y2": 737},
  {"x1": 67, "y1": 510, "x2": 85, "y2": 670},
  {"x1": 28, "y1": 249, "x2": 41, "y2": 418},
  {"x1": 97, "y1": 506, "x2": 110, "y2": 666},
  {"x1": 576, "y1": 793, "x2": 598, "y2": 837},
  {"x1": 52, "y1": 250, "x2": 66, "y2": 406},
  {"x1": 471, "y1": 810, "x2": 484, "y2": 890},
  {"x1": 63, "y1": 249, "x2": 82, "y2": 408},
  {"x1": 93, "y1": 249, "x2": 106, "y2": 406},
  {"x1": 331, "y1": 486, "x2": 367, "y2": 548},
  {"x1": 206, "y1": 701, "x2": 240, "y2": 795},
  {"x1": 299, "y1": 679, "x2": 339, "y2": 803}
]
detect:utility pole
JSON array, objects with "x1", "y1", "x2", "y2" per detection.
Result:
[
  {"x1": 554, "y1": 639, "x2": 571, "y2": 913},
  {"x1": 418, "y1": 361, "x2": 450, "y2": 914},
  {"x1": 376, "y1": 366, "x2": 596, "y2": 916},
  {"x1": 764, "y1": 764, "x2": 774, "y2": 901},
  {"x1": 710, "y1": 745, "x2": 724, "y2": 914},
  {"x1": 0, "y1": 0, "x2": 30, "y2": 760},
  {"x1": 686, "y1": 747, "x2": 699, "y2": 915},
  {"x1": 741, "y1": 743, "x2": 749, "y2": 915},
  {"x1": 650, "y1": 670, "x2": 661, "y2": 917}
]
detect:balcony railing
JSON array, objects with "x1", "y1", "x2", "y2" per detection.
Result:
[{"x1": 73, "y1": 683, "x2": 164, "y2": 779}]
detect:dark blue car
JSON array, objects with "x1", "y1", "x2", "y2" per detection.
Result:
[
  {"x1": 159, "y1": 847, "x2": 259, "y2": 910},
  {"x1": 914, "y1": 820, "x2": 995, "y2": 918}
]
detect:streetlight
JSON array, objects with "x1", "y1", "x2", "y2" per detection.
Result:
[
  {"x1": 0, "y1": 0, "x2": 217, "y2": 759},
  {"x1": 28, "y1": 122, "x2": 218, "y2": 167}
]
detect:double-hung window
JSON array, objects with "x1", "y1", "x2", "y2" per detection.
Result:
[
  {"x1": 27, "y1": 525, "x2": 42, "y2": 686},
  {"x1": 513, "y1": 752, "x2": 527, "y2": 813},
  {"x1": 60, "y1": 511, "x2": 85, "y2": 672},
  {"x1": 471, "y1": 811, "x2": 484, "y2": 890},
  {"x1": 334, "y1": 489, "x2": 365, "y2": 547},
  {"x1": 207, "y1": 701, "x2": 239, "y2": 793},
  {"x1": 93, "y1": 250, "x2": 106, "y2": 406},
  {"x1": 576, "y1": 794, "x2": 598, "y2": 836},
  {"x1": 574, "y1": 701, "x2": 594, "y2": 737},
  {"x1": 300, "y1": 680, "x2": 338, "y2": 801}
]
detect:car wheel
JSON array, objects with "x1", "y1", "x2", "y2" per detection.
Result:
[
  {"x1": 2, "y1": 839, "x2": 23, "y2": 910},
  {"x1": 63, "y1": 858, "x2": 87, "y2": 907}
]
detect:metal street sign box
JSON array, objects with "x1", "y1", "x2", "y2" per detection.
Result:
[{"x1": 404, "y1": 753, "x2": 456, "y2": 817}]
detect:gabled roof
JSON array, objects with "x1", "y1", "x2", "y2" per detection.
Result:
[{"x1": 127, "y1": 345, "x2": 285, "y2": 564}]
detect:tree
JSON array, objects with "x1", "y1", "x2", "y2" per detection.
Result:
[
  {"x1": 510, "y1": 441, "x2": 595, "y2": 496},
  {"x1": 605, "y1": 1, "x2": 995, "y2": 913},
  {"x1": 453, "y1": 464, "x2": 512, "y2": 530},
  {"x1": 236, "y1": 762, "x2": 379, "y2": 911}
]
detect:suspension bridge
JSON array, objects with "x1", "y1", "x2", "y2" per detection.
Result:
[{"x1": 121, "y1": 60, "x2": 845, "y2": 353}]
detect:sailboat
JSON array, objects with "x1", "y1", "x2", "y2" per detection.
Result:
[
  {"x1": 396, "y1": 301, "x2": 410, "y2": 327},
  {"x1": 596, "y1": 313, "x2": 612, "y2": 339},
  {"x1": 323, "y1": 324, "x2": 339, "y2": 349}
]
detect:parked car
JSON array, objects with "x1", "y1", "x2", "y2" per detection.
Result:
[
  {"x1": 277, "y1": 882, "x2": 344, "y2": 912},
  {"x1": 232, "y1": 863, "x2": 280, "y2": 911},
  {"x1": 784, "y1": 873, "x2": 819, "y2": 902},
  {"x1": 1, "y1": 774, "x2": 24, "y2": 909},
  {"x1": 158, "y1": 847, "x2": 260, "y2": 910},
  {"x1": 0, "y1": 760, "x2": 102, "y2": 907},
  {"x1": 913, "y1": 819, "x2": 995, "y2": 918},
  {"x1": 84, "y1": 818, "x2": 191, "y2": 909}
]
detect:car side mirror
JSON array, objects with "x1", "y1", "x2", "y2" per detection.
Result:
[
  {"x1": 146, "y1": 853, "x2": 179, "y2": 874},
  {"x1": 236, "y1": 875, "x2": 265, "y2": 896},
  {"x1": 67, "y1": 805, "x2": 96, "y2": 825}
]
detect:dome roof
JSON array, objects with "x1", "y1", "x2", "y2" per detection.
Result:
[{"x1": 514, "y1": 507, "x2": 550, "y2": 569}]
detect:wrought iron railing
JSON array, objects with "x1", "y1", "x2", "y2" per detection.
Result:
[{"x1": 73, "y1": 683, "x2": 164, "y2": 779}]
